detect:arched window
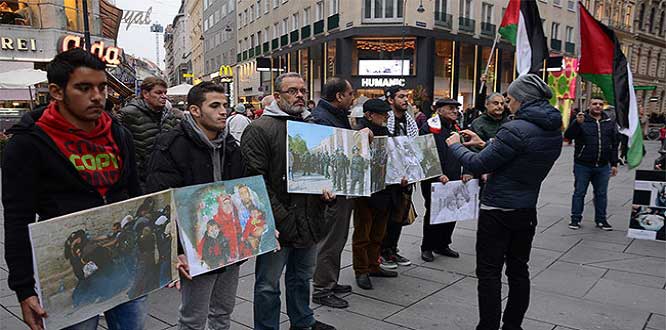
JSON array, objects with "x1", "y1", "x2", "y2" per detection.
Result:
[
  {"x1": 638, "y1": 2, "x2": 645, "y2": 30},
  {"x1": 659, "y1": 10, "x2": 665, "y2": 36},
  {"x1": 649, "y1": 8, "x2": 656, "y2": 33}
]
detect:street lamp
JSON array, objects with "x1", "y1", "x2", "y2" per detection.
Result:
[{"x1": 417, "y1": 0, "x2": 425, "y2": 13}]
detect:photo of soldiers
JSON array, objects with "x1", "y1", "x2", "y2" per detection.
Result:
[{"x1": 350, "y1": 146, "x2": 369, "y2": 195}]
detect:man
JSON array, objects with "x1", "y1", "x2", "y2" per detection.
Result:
[
  {"x1": 307, "y1": 99, "x2": 316, "y2": 111},
  {"x1": 310, "y1": 77, "x2": 357, "y2": 309},
  {"x1": 349, "y1": 146, "x2": 367, "y2": 195},
  {"x1": 382, "y1": 85, "x2": 417, "y2": 269},
  {"x1": 119, "y1": 76, "x2": 179, "y2": 187},
  {"x1": 2, "y1": 48, "x2": 145, "y2": 330},
  {"x1": 226, "y1": 103, "x2": 252, "y2": 145},
  {"x1": 241, "y1": 72, "x2": 336, "y2": 330},
  {"x1": 419, "y1": 99, "x2": 473, "y2": 262},
  {"x1": 256, "y1": 95, "x2": 274, "y2": 118},
  {"x1": 470, "y1": 92, "x2": 510, "y2": 143},
  {"x1": 445, "y1": 74, "x2": 562, "y2": 330},
  {"x1": 145, "y1": 82, "x2": 244, "y2": 330},
  {"x1": 564, "y1": 96, "x2": 618, "y2": 230}
]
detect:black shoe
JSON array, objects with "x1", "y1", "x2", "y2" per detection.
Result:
[
  {"x1": 421, "y1": 250, "x2": 435, "y2": 262},
  {"x1": 332, "y1": 283, "x2": 352, "y2": 294},
  {"x1": 290, "y1": 321, "x2": 337, "y2": 330},
  {"x1": 312, "y1": 294, "x2": 349, "y2": 309},
  {"x1": 356, "y1": 273, "x2": 372, "y2": 290},
  {"x1": 596, "y1": 221, "x2": 613, "y2": 231},
  {"x1": 369, "y1": 268, "x2": 398, "y2": 277},
  {"x1": 568, "y1": 221, "x2": 581, "y2": 230},
  {"x1": 433, "y1": 247, "x2": 460, "y2": 258}
]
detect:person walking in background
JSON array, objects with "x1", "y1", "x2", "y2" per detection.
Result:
[{"x1": 226, "y1": 103, "x2": 252, "y2": 145}]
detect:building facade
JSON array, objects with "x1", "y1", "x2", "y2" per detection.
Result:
[
  {"x1": 233, "y1": 0, "x2": 578, "y2": 109},
  {"x1": 202, "y1": 0, "x2": 237, "y2": 103},
  {"x1": 186, "y1": 0, "x2": 205, "y2": 80},
  {"x1": 165, "y1": 1, "x2": 193, "y2": 86}
]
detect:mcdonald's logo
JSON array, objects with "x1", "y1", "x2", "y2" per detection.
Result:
[{"x1": 219, "y1": 65, "x2": 233, "y2": 77}]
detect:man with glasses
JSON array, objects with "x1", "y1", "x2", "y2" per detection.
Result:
[
  {"x1": 241, "y1": 73, "x2": 337, "y2": 330},
  {"x1": 470, "y1": 92, "x2": 510, "y2": 143}
]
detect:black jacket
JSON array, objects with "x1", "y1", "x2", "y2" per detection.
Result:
[
  {"x1": 240, "y1": 105, "x2": 333, "y2": 248},
  {"x1": 451, "y1": 99, "x2": 563, "y2": 209},
  {"x1": 2, "y1": 109, "x2": 140, "y2": 301},
  {"x1": 564, "y1": 111, "x2": 619, "y2": 167},
  {"x1": 311, "y1": 99, "x2": 351, "y2": 129}
]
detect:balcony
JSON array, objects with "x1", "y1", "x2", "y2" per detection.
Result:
[
  {"x1": 327, "y1": 13, "x2": 340, "y2": 30},
  {"x1": 280, "y1": 34, "x2": 288, "y2": 47},
  {"x1": 459, "y1": 17, "x2": 475, "y2": 33},
  {"x1": 237, "y1": 53, "x2": 241, "y2": 62},
  {"x1": 249, "y1": 48, "x2": 254, "y2": 58},
  {"x1": 242, "y1": 50, "x2": 248, "y2": 61},
  {"x1": 272, "y1": 38, "x2": 279, "y2": 50},
  {"x1": 551, "y1": 39, "x2": 562, "y2": 51},
  {"x1": 263, "y1": 41, "x2": 269, "y2": 54},
  {"x1": 434, "y1": 12, "x2": 452, "y2": 29},
  {"x1": 481, "y1": 22, "x2": 496, "y2": 37},
  {"x1": 254, "y1": 45, "x2": 261, "y2": 56},
  {"x1": 301, "y1": 25, "x2": 311, "y2": 39},
  {"x1": 314, "y1": 19, "x2": 325, "y2": 35},
  {"x1": 290, "y1": 30, "x2": 299, "y2": 43},
  {"x1": 565, "y1": 42, "x2": 575, "y2": 54}
]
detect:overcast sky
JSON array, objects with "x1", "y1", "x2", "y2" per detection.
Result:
[{"x1": 115, "y1": 0, "x2": 182, "y2": 69}]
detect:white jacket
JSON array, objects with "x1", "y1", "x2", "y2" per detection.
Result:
[{"x1": 226, "y1": 114, "x2": 252, "y2": 144}]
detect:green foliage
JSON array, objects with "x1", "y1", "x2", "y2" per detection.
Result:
[{"x1": 288, "y1": 134, "x2": 308, "y2": 154}]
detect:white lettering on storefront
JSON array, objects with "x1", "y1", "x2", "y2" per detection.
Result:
[{"x1": 360, "y1": 78, "x2": 406, "y2": 88}]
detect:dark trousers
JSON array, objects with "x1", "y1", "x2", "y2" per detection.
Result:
[
  {"x1": 476, "y1": 208, "x2": 537, "y2": 330},
  {"x1": 352, "y1": 198, "x2": 390, "y2": 275},
  {"x1": 381, "y1": 219, "x2": 403, "y2": 254},
  {"x1": 313, "y1": 198, "x2": 353, "y2": 297},
  {"x1": 420, "y1": 181, "x2": 456, "y2": 251}
]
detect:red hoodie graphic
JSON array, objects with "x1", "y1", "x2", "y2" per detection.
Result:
[{"x1": 36, "y1": 102, "x2": 122, "y2": 197}]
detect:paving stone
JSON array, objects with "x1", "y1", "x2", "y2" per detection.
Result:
[
  {"x1": 430, "y1": 277, "x2": 507, "y2": 307},
  {"x1": 385, "y1": 293, "x2": 478, "y2": 330},
  {"x1": 577, "y1": 239, "x2": 631, "y2": 252},
  {"x1": 583, "y1": 279, "x2": 666, "y2": 315},
  {"x1": 311, "y1": 307, "x2": 409, "y2": 330},
  {"x1": 412, "y1": 252, "x2": 477, "y2": 276},
  {"x1": 589, "y1": 256, "x2": 666, "y2": 277},
  {"x1": 531, "y1": 261, "x2": 606, "y2": 298},
  {"x1": 647, "y1": 313, "x2": 665, "y2": 330},
  {"x1": 0, "y1": 295, "x2": 20, "y2": 318},
  {"x1": 624, "y1": 239, "x2": 666, "y2": 259},
  {"x1": 526, "y1": 290, "x2": 650, "y2": 330},
  {"x1": 400, "y1": 266, "x2": 465, "y2": 285},
  {"x1": 532, "y1": 233, "x2": 581, "y2": 252},
  {"x1": 528, "y1": 248, "x2": 564, "y2": 276},
  {"x1": 0, "y1": 279, "x2": 12, "y2": 298},
  {"x1": 0, "y1": 269, "x2": 7, "y2": 280},
  {"x1": 147, "y1": 287, "x2": 181, "y2": 326},
  {"x1": 520, "y1": 317, "x2": 557, "y2": 330},
  {"x1": 145, "y1": 315, "x2": 172, "y2": 330},
  {"x1": 560, "y1": 245, "x2": 638, "y2": 265},
  {"x1": 238, "y1": 258, "x2": 256, "y2": 278},
  {"x1": 341, "y1": 293, "x2": 403, "y2": 320},
  {"x1": 602, "y1": 270, "x2": 666, "y2": 289},
  {"x1": 0, "y1": 312, "x2": 28, "y2": 329},
  {"x1": 230, "y1": 299, "x2": 288, "y2": 328}
]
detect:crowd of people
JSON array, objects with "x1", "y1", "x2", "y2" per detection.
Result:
[{"x1": 1, "y1": 47, "x2": 660, "y2": 330}]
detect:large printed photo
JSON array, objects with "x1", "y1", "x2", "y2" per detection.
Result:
[{"x1": 385, "y1": 135, "x2": 442, "y2": 184}]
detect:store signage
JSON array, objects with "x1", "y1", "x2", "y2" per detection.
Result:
[
  {"x1": 122, "y1": 7, "x2": 152, "y2": 30},
  {"x1": 1, "y1": 37, "x2": 37, "y2": 51},
  {"x1": 219, "y1": 65, "x2": 233, "y2": 77},
  {"x1": 634, "y1": 85, "x2": 657, "y2": 91},
  {"x1": 360, "y1": 78, "x2": 406, "y2": 88},
  {"x1": 60, "y1": 35, "x2": 122, "y2": 66},
  {"x1": 183, "y1": 73, "x2": 194, "y2": 78}
]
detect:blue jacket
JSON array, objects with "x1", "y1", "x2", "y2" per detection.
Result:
[
  {"x1": 563, "y1": 111, "x2": 618, "y2": 167},
  {"x1": 311, "y1": 99, "x2": 351, "y2": 129},
  {"x1": 450, "y1": 99, "x2": 563, "y2": 209}
]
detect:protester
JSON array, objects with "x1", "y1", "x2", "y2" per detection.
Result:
[
  {"x1": 470, "y1": 89, "x2": 509, "y2": 143},
  {"x1": 353, "y1": 99, "x2": 402, "y2": 290},
  {"x1": 310, "y1": 77, "x2": 360, "y2": 309},
  {"x1": 144, "y1": 82, "x2": 244, "y2": 330},
  {"x1": 419, "y1": 99, "x2": 473, "y2": 262},
  {"x1": 307, "y1": 99, "x2": 316, "y2": 111},
  {"x1": 257, "y1": 95, "x2": 273, "y2": 118},
  {"x1": 226, "y1": 103, "x2": 252, "y2": 145},
  {"x1": 445, "y1": 74, "x2": 562, "y2": 330},
  {"x1": 119, "y1": 76, "x2": 179, "y2": 188},
  {"x1": 413, "y1": 105, "x2": 428, "y2": 129},
  {"x1": 381, "y1": 85, "x2": 417, "y2": 270},
  {"x1": 564, "y1": 96, "x2": 618, "y2": 230},
  {"x1": 241, "y1": 72, "x2": 336, "y2": 330},
  {"x1": 2, "y1": 48, "x2": 145, "y2": 330}
]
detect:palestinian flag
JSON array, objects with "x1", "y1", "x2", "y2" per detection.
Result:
[
  {"x1": 579, "y1": 2, "x2": 643, "y2": 168},
  {"x1": 498, "y1": 0, "x2": 548, "y2": 76}
]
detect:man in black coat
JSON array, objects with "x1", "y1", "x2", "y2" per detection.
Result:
[{"x1": 145, "y1": 82, "x2": 245, "y2": 330}]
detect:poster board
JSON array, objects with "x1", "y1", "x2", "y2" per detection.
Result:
[
  {"x1": 628, "y1": 170, "x2": 666, "y2": 241},
  {"x1": 429, "y1": 180, "x2": 480, "y2": 225},
  {"x1": 385, "y1": 135, "x2": 443, "y2": 184}
]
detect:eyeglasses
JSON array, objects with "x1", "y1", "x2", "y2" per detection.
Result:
[{"x1": 279, "y1": 88, "x2": 308, "y2": 96}]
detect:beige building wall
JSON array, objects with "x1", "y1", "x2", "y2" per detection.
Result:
[{"x1": 187, "y1": 0, "x2": 205, "y2": 80}]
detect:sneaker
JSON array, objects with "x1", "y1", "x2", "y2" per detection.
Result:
[
  {"x1": 568, "y1": 221, "x2": 581, "y2": 230},
  {"x1": 311, "y1": 321, "x2": 336, "y2": 330},
  {"x1": 332, "y1": 283, "x2": 352, "y2": 294},
  {"x1": 596, "y1": 222, "x2": 613, "y2": 231},
  {"x1": 393, "y1": 252, "x2": 412, "y2": 266},
  {"x1": 369, "y1": 268, "x2": 398, "y2": 277},
  {"x1": 379, "y1": 255, "x2": 398, "y2": 270},
  {"x1": 312, "y1": 294, "x2": 349, "y2": 309}
]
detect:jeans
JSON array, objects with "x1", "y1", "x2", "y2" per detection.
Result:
[
  {"x1": 64, "y1": 296, "x2": 148, "y2": 330},
  {"x1": 571, "y1": 162, "x2": 610, "y2": 223},
  {"x1": 476, "y1": 209, "x2": 537, "y2": 330},
  {"x1": 178, "y1": 263, "x2": 240, "y2": 330},
  {"x1": 313, "y1": 198, "x2": 353, "y2": 297},
  {"x1": 254, "y1": 245, "x2": 317, "y2": 330}
]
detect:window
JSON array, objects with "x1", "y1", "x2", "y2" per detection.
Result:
[
  {"x1": 264, "y1": 0, "x2": 269, "y2": 13},
  {"x1": 567, "y1": 0, "x2": 575, "y2": 11},
  {"x1": 638, "y1": 3, "x2": 645, "y2": 30},
  {"x1": 316, "y1": 1, "x2": 324, "y2": 21},
  {"x1": 251, "y1": 34, "x2": 255, "y2": 47},
  {"x1": 659, "y1": 10, "x2": 665, "y2": 35},
  {"x1": 553, "y1": 0, "x2": 561, "y2": 7},
  {"x1": 250, "y1": 5, "x2": 255, "y2": 21},
  {"x1": 304, "y1": 7, "x2": 311, "y2": 26},
  {"x1": 481, "y1": 2, "x2": 493, "y2": 23},
  {"x1": 264, "y1": 27, "x2": 270, "y2": 42},
  {"x1": 282, "y1": 18, "x2": 288, "y2": 34},
  {"x1": 459, "y1": 0, "x2": 473, "y2": 18},
  {"x1": 649, "y1": 8, "x2": 656, "y2": 33},
  {"x1": 292, "y1": 13, "x2": 300, "y2": 31},
  {"x1": 204, "y1": 0, "x2": 209, "y2": 10},
  {"x1": 229, "y1": 0, "x2": 234, "y2": 11},
  {"x1": 204, "y1": 18, "x2": 209, "y2": 31},
  {"x1": 244, "y1": 9, "x2": 249, "y2": 25},
  {"x1": 565, "y1": 26, "x2": 573, "y2": 42},
  {"x1": 273, "y1": 23, "x2": 279, "y2": 38},
  {"x1": 330, "y1": 0, "x2": 339, "y2": 15},
  {"x1": 257, "y1": 1, "x2": 262, "y2": 17},
  {"x1": 363, "y1": 0, "x2": 405, "y2": 22},
  {"x1": 273, "y1": 0, "x2": 279, "y2": 9},
  {"x1": 436, "y1": 0, "x2": 448, "y2": 14},
  {"x1": 551, "y1": 22, "x2": 560, "y2": 40},
  {"x1": 238, "y1": 13, "x2": 242, "y2": 27}
]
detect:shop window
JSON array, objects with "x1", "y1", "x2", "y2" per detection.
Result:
[
  {"x1": 500, "y1": 49, "x2": 514, "y2": 92},
  {"x1": 458, "y1": 43, "x2": 476, "y2": 110},
  {"x1": 363, "y1": 0, "x2": 404, "y2": 23},
  {"x1": 0, "y1": 0, "x2": 33, "y2": 26},
  {"x1": 326, "y1": 40, "x2": 336, "y2": 79},
  {"x1": 434, "y1": 40, "x2": 453, "y2": 100},
  {"x1": 352, "y1": 38, "x2": 416, "y2": 76},
  {"x1": 311, "y1": 43, "x2": 323, "y2": 100},
  {"x1": 480, "y1": 46, "x2": 496, "y2": 92}
]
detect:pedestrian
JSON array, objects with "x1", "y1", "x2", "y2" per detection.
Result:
[
  {"x1": 419, "y1": 99, "x2": 473, "y2": 262},
  {"x1": 381, "y1": 85, "x2": 417, "y2": 270},
  {"x1": 257, "y1": 95, "x2": 274, "y2": 119},
  {"x1": 144, "y1": 82, "x2": 244, "y2": 329},
  {"x1": 310, "y1": 77, "x2": 362, "y2": 309},
  {"x1": 352, "y1": 99, "x2": 403, "y2": 290},
  {"x1": 241, "y1": 72, "x2": 337, "y2": 330},
  {"x1": 307, "y1": 99, "x2": 316, "y2": 111},
  {"x1": 564, "y1": 96, "x2": 619, "y2": 230},
  {"x1": 119, "y1": 76, "x2": 179, "y2": 188},
  {"x1": 226, "y1": 103, "x2": 252, "y2": 145},
  {"x1": 413, "y1": 105, "x2": 428, "y2": 129},
  {"x1": 445, "y1": 73, "x2": 563, "y2": 330},
  {"x1": 2, "y1": 48, "x2": 145, "y2": 330},
  {"x1": 470, "y1": 79, "x2": 509, "y2": 143}
]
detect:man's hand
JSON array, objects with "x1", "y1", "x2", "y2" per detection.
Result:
[
  {"x1": 359, "y1": 127, "x2": 374, "y2": 143},
  {"x1": 461, "y1": 174, "x2": 473, "y2": 183},
  {"x1": 20, "y1": 296, "x2": 47, "y2": 330},
  {"x1": 576, "y1": 112, "x2": 585, "y2": 124},
  {"x1": 481, "y1": 174, "x2": 489, "y2": 183},
  {"x1": 438, "y1": 175, "x2": 449, "y2": 185},
  {"x1": 274, "y1": 230, "x2": 281, "y2": 252},
  {"x1": 446, "y1": 132, "x2": 461, "y2": 146},
  {"x1": 460, "y1": 130, "x2": 485, "y2": 148},
  {"x1": 400, "y1": 177, "x2": 409, "y2": 187},
  {"x1": 169, "y1": 254, "x2": 192, "y2": 290},
  {"x1": 656, "y1": 164, "x2": 663, "y2": 170},
  {"x1": 610, "y1": 166, "x2": 618, "y2": 177},
  {"x1": 480, "y1": 73, "x2": 487, "y2": 83},
  {"x1": 321, "y1": 189, "x2": 336, "y2": 202}
]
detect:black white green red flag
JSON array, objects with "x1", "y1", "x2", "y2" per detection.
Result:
[
  {"x1": 498, "y1": 0, "x2": 548, "y2": 76},
  {"x1": 578, "y1": 1, "x2": 643, "y2": 168}
]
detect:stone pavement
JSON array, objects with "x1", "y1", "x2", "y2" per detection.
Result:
[{"x1": 1, "y1": 142, "x2": 665, "y2": 330}]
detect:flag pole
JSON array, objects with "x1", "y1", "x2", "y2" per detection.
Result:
[
  {"x1": 575, "y1": 1, "x2": 583, "y2": 114},
  {"x1": 478, "y1": 32, "x2": 501, "y2": 94}
]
